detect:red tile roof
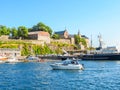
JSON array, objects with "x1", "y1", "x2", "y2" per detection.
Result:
[{"x1": 39, "y1": 31, "x2": 50, "y2": 36}]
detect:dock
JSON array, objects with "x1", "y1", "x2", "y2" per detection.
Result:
[{"x1": 37, "y1": 55, "x2": 81, "y2": 60}]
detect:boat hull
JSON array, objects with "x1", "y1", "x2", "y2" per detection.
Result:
[
  {"x1": 50, "y1": 64, "x2": 83, "y2": 70},
  {"x1": 81, "y1": 53, "x2": 120, "y2": 60}
]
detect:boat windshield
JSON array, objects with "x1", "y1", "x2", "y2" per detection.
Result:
[{"x1": 63, "y1": 60, "x2": 79, "y2": 65}]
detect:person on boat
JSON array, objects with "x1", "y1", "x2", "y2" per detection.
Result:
[
  {"x1": 71, "y1": 61, "x2": 75, "y2": 64},
  {"x1": 75, "y1": 61, "x2": 79, "y2": 64}
]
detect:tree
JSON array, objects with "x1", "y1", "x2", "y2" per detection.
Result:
[
  {"x1": 74, "y1": 34, "x2": 80, "y2": 44},
  {"x1": 11, "y1": 27, "x2": 18, "y2": 38},
  {"x1": 52, "y1": 34, "x2": 60, "y2": 39},
  {"x1": 80, "y1": 38, "x2": 87, "y2": 48},
  {"x1": 74, "y1": 34, "x2": 87, "y2": 49},
  {"x1": 31, "y1": 22, "x2": 53, "y2": 36},
  {"x1": 0, "y1": 25, "x2": 9, "y2": 35},
  {"x1": 7, "y1": 28, "x2": 11, "y2": 35},
  {"x1": 28, "y1": 28, "x2": 32, "y2": 32},
  {"x1": 18, "y1": 26, "x2": 28, "y2": 39},
  {"x1": 44, "y1": 45, "x2": 53, "y2": 54},
  {"x1": 21, "y1": 44, "x2": 31, "y2": 56},
  {"x1": 45, "y1": 26, "x2": 52, "y2": 36}
]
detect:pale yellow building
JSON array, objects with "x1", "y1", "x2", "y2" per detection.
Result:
[{"x1": 28, "y1": 31, "x2": 50, "y2": 43}]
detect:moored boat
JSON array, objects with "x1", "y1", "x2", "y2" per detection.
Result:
[
  {"x1": 81, "y1": 34, "x2": 120, "y2": 60},
  {"x1": 5, "y1": 56, "x2": 20, "y2": 63},
  {"x1": 26, "y1": 55, "x2": 40, "y2": 60},
  {"x1": 81, "y1": 53, "x2": 120, "y2": 60},
  {"x1": 0, "y1": 55, "x2": 8, "y2": 60},
  {"x1": 0, "y1": 55, "x2": 8, "y2": 63}
]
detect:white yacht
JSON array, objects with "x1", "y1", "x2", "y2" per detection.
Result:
[
  {"x1": 26, "y1": 55, "x2": 40, "y2": 61},
  {"x1": 50, "y1": 60, "x2": 84, "y2": 70}
]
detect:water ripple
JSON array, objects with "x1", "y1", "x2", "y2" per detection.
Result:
[{"x1": 0, "y1": 61, "x2": 120, "y2": 90}]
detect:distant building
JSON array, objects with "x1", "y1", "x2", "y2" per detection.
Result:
[
  {"x1": 53, "y1": 29, "x2": 90, "y2": 48},
  {"x1": 54, "y1": 29, "x2": 69, "y2": 39},
  {"x1": 54, "y1": 29, "x2": 75, "y2": 45},
  {"x1": 28, "y1": 31, "x2": 50, "y2": 43},
  {"x1": 0, "y1": 48, "x2": 21, "y2": 57}
]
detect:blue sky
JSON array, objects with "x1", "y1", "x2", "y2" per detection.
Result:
[{"x1": 0, "y1": 0, "x2": 120, "y2": 47}]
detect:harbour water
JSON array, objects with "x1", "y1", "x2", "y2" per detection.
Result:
[{"x1": 0, "y1": 60, "x2": 120, "y2": 90}]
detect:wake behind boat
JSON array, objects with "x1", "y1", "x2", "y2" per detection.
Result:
[{"x1": 50, "y1": 59, "x2": 84, "y2": 70}]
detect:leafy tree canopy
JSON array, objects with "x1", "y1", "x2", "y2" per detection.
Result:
[
  {"x1": 74, "y1": 34, "x2": 87, "y2": 48},
  {"x1": 0, "y1": 22, "x2": 53, "y2": 39},
  {"x1": 11, "y1": 27, "x2": 18, "y2": 38},
  {"x1": 74, "y1": 34, "x2": 80, "y2": 44},
  {"x1": 30, "y1": 22, "x2": 53, "y2": 36},
  {"x1": 52, "y1": 34, "x2": 60, "y2": 39},
  {"x1": 0, "y1": 25, "x2": 10, "y2": 35},
  {"x1": 80, "y1": 38, "x2": 87, "y2": 47},
  {"x1": 18, "y1": 26, "x2": 28, "y2": 39}
]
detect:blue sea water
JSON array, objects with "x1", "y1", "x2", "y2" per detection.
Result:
[{"x1": 0, "y1": 60, "x2": 120, "y2": 90}]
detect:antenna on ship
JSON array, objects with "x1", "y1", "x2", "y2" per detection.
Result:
[
  {"x1": 98, "y1": 33, "x2": 103, "y2": 49},
  {"x1": 89, "y1": 34, "x2": 93, "y2": 51},
  {"x1": 91, "y1": 35, "x2": 93, "y2": 49}
]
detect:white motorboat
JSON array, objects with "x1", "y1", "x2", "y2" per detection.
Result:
[
  {"x1": 26, "y1": 56, "x2": 40, "y2": 61},
  {"x1": 50, "y1": 60, "x2": 84, "y2": 70}
]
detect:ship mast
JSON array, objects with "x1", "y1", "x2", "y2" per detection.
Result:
[
  {"x1": 91, "y1": 35, "x2": 93, "y2": 49},
  {"x1": 98, "y1": 34, "x2": 103, "y2": 49}
]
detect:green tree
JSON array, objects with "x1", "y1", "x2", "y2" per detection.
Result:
[
  {"x1": 32, "y1": 44, "x2": 53, "y2": 55},
  {"x1": 74, "y1": 34, "x2": 80, "y2": 44},
  {"x1": 52, "y1": 34, "x2": 60, "y2": 39},
  {"x1": 18, "y1": 26, "x2": 28, "y2": 39},
  {"x1": 74, "y1": 34, "x2": 87, "y2": 49},
  {"x1": 80, "y1": 38, "x2": 87, "y2": 47},
  {"x1": 31, "y1": 22, "x2": 53, "y2": 36},
  {"x1": 33, "y1": 45, "x2": 41, "y2": 55},
  {"x1": 21, "y1": 44, "x2": 31, "y2": 56},
  {"x1": 45, "y1": 26, "x2": 52, "y2": 36},
  {"x1": 7, "y1": 28, "x2": 11, "y2": 35},
  {"x1": 28, "y1": 28, "x2": 32, "y2": 32},
  {"x1": 0, "y1": 25, "x2": 10, "y2": 35},
  {"x1": 11, "y1": 27, "x2": 18, "y2": 38},
  {"x1": 44, "y1": 45, "x2": 53, "y2": 54}
]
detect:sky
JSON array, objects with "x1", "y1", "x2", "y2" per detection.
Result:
[{"x1": 0, "y1": 0, "x2": 120, "y2": 47}]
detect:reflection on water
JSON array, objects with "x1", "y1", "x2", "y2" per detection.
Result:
[{"x1": 0, "y1": 60, "x2": 120, "y2": 90}]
